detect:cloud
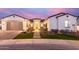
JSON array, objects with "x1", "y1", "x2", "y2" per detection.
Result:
[
  {"x1": 13, "y1": 9, "x2": 45, "y2": 19},
  {"x1": 20, "y1": 13, "x2": 43, "y2": 19},
  {"x1": 48, "y1": 8, "x2": 65, "y2": 14},
  {"x1": 0, "y1": 8, "x2": 12, "y2": 15},
  {"x1": 0, "y1": 8, "x2": 9, "y2": 12}
]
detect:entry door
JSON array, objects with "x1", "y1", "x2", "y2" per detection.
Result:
[
  {"x1": 7, "y1": 20, "x2": 23, "y2": 30},
  {"x1": 33, "y1": 20, "x2": 40, "y2": 32}
]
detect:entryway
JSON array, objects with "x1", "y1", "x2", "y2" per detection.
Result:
[
  {"x1": 33, "y1": 20, "x2": 40, "y2": 32},
  {"x1": 33, "y1": 20, "x2": 41, "y2": 38}
]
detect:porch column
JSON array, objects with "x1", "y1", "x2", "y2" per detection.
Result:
[
  {"x1": 48, "y1": 20, "x2": 51, "y2": 31},
  {"x1": 23, "y1": 20, "x2": 27, "y2": 31},
  {"x1": 2, "y1": 20, "x2": 7, "y2": 31}
]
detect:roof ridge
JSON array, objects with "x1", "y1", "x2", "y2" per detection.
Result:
[
  {"x1": 47, "y1": 12, "x2": 66, "y2": 18},
  {"x1": 0, "y1": 14, "x2": 29, "y2": 19}
]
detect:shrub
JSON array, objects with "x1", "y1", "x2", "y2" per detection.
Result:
[{"x1": 51, "y1": 29, "x2": 58, "y2": 33}]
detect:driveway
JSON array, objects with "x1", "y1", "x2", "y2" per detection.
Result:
[
  {"x1": 0, "y1": 39, "x2": 79, "y2": 50},
  {"x1": 0, "y1": 31, "x2": 21, "y2": 39}
]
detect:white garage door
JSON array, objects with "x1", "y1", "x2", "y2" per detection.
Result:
[{"x1": 7, "y1": 20, "x2": 23, "y2": 30}]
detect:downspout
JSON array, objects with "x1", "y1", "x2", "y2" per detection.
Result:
[{"x1": 56, "y1": 17, "x2": 59, "y2": 33}]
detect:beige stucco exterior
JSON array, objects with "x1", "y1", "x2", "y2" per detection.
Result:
[
  {"x1": 0, "y1": 13, "x2": 79, "y2": 32},
  {"x1": 0, "y1": 14, "x2": 47, "y2": 32}
]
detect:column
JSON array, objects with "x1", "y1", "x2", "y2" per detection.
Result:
[
  {"x1": 2, "y1": 20, "x2": 7, "y2": 31},
  {"x1": 23, "y1": 20, "x2": 27, "y2": 31},
  {"x1": 47, "y1": 20, "x2": 51, "y2": 31}
]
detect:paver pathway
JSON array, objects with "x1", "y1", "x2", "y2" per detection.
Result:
[{"x1": 33, "y1": 32, "x2": 41, "y2": 38}]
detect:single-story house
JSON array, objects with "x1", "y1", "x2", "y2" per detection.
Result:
[
  {"x1": 0, "y1": 13, "x2": 79, "y2": 32},
  {"x1": 0, "y1": 14, "x2": 45, "y2": 32}
]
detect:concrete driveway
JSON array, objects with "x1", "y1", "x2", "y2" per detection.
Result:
[{"x1": 0, "y1": 31, "x2": 21, "y2": 39}]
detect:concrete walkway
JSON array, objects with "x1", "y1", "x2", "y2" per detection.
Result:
[
  {"x1": 33, "y1": 32, "x2": 41, "y2": 39},
  {"x1": 0, "y1": 31, "x2": 21, "y2": 39},
  {"x1": 0, "y1": 39, "x2": 79, "y2": 50}
]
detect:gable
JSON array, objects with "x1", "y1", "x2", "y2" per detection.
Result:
[
  {"x1": 57, "y1": 13, "x2": 77, "y2": 18},
  {"x1": 0, "y1": 14, "x2": 28, "y2": 21}
]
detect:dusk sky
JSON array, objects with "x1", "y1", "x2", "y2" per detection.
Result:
[{"x1": 0, "y1": 8, "x2": 79, "y2": 19}]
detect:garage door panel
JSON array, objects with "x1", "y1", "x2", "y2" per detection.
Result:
[{"x1": 7, "y1": 20, "x2": 23, "y2": 30}]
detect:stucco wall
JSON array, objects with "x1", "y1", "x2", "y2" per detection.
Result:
[
  {"x1": 48, "y1": 14, "x2": 77, "y2": 32},
  {"x1": 1, "y1": 15, "x2": 28, "y2": 31},
  {"x1": 48, "y1": 16, "x2": 57, "y2": 31},
  {"x1": 58, "y1": 14, "x2": 77, "y2": 32}
]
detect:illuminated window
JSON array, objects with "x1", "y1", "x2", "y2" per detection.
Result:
[{"x1": 65, "y1": 20, "x2": 69, "y2": 28}]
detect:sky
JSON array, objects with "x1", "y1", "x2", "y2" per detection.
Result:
[{"x1": 0, "y1": 8, "x2": 79, "y2": 19}]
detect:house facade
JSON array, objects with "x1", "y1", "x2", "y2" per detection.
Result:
[
  {"x1": 47, "y1": 13, "x2": 79, "y2": 32},
  {"x1": 0, "y1": 13, "x2": 79, "y2": 32},
  {"x1": 0, "y1": 14, "x2": 28, "y2": 31},
  {"x1": 0, "y1": 14, "x2": 47, "y2": 32}
]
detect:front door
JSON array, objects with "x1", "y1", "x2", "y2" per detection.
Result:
[{"x1": 33, "y1": 20, "x2": 40, "y2": 32}]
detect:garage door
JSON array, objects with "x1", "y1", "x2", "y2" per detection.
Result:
[{"x1": 7, "y1": 20, "x2": 23, "y2": 30}]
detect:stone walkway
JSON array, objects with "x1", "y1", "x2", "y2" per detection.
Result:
[{"x1": 33, "y1": 32, "x2": 41, "y2": 39}]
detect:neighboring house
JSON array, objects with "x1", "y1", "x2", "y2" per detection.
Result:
[
  {"x1": 0, "y1": 13, "x2": 79, "y2": 32},
  {"x1": 47, "y1": 13, "x2": 79, "y2": 32}
]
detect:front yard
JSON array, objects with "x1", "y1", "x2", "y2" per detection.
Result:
[
  {"x1": 14, "y1": 31, "x2": 78, "y2": 40},
  {"x1": 40, "y1": 32, "x2": 77, "y2": 40},
  {"x1": 14, "y1": 32, "x2": 33, "y2": 39}
]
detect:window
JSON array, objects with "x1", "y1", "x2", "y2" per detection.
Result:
[{"x1": 65, "y1": 20, "x2": 69, "y2": 28}]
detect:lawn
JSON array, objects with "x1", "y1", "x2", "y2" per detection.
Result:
[
  {"x1": 14, "y1": 32, "x2": 33, "y2": 39},
  {"x1": 40, "y1": 32, "x2": 77, "y2": 40}
]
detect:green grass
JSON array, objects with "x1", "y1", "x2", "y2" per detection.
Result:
[
  {"x1": 41, "y1": 32, "x2": 77, "y2": 40},
  {"x1": 14, "y1": 32, "x2": 33, "y2": 39},
  {"x1": 14, "y1": 32, "x2": 78, "y2": 40}
]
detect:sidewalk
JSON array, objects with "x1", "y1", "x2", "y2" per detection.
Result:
[
  {"x1": 0, "y1": 39, "x2": 79, "y2": 49},
  {"x1": 0, "y1": 39, "x2": 78, "y2": 45}
]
